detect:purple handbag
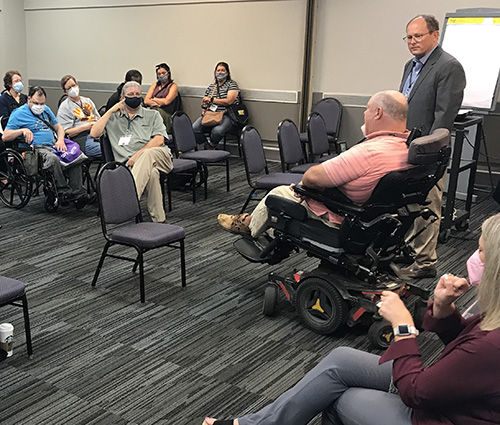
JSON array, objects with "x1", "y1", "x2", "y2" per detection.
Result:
[{"x1": 53, "y1": 139, "x2": 86, "y2": 164}]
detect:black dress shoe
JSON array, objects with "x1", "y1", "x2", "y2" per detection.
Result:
[
  {"x1": 400, "y1": 264, "x2": 437, "y2": 279},
  {"x1": 74, "y1": 193, "x2": 91, "y2": 210}
]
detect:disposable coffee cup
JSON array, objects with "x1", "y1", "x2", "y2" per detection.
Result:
[{"x1": 0, "y1": 323, "x2": 14, "y2": 357}]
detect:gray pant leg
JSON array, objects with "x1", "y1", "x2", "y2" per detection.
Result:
[
  {"x1": 64, "y1": 163, "x2": 85, "y2": 195},
  {"x1": 37, "y1": 147, "x2": 70, "y2": 192},
  {"x1": 239, "y1": 347, "x2": 397, "y2": 425},
  {"x1": 328, "y1": 388, "x2": 411, "y2": 425}
]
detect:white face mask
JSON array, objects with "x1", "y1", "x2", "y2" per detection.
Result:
[
  {"x1": 68, "y1": 86, "x2": 79, "y2": 98},
  {"x1": 360, "y1": 124, "x2": 366, "y2": 137},
  {"x1": 30, "y1": 104, "x2": 45, "y2": 115}
]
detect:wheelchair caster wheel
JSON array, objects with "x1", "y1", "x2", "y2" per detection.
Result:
[
  {"x1": 262, "y1": 285, "x2": 278, "y2": 316},
  {"x1": 44, "y1": 194, "x2": 59, "y2": 213},
  {"x1": 368, "y1": 320, "x2": 393, "y2": 349},
  {"x1": 295, "y1": 277, "x2": 348, "y2": 335},
  {"x1": 455, "y1": 220, "x2": 469, "y2": 232},
  {"x1": 438, "y1": 229, "x2": 451, "y2": 243}
]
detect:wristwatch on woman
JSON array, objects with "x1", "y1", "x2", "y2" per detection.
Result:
[{"x1": 393, "y1": 324, "x2": 419, "y2": 336}]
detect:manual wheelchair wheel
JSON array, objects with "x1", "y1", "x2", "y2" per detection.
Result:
[
  {"x1": 262, "y1": 285, "x2": 278, "y2": 317},
  {"x1": 455, "y1": 220, "x2": 469, "y2": 232},
  {"x1": 0, "y1": 149, "x2": 33, "y2": 209},
  {"x1": 368, "y1": 319, "x2": 393, "y2": 349},
  {"x1": 295, "y1": 277, "x2": 348, "y2": 335}
]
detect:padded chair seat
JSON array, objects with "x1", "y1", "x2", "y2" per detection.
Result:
[
  {"x1": 318, "y1": 153, "x2": 338, "y2": 163},
  {"x1": 110, "y1": 222, "x2": 186, "y2": 249},
  {"x1": 290, "y1": 163, "x2": 317, "y2": 173},
  {"x1": 254, "y1": 173, "x2": 302, "y2": 189},
  {"x1": 172, "y1": 158, "x2": 197, "y2": 173},
  {"x1": 0, "y1": 277, "x2": 25, "y2": 304},
  {"x1": 300, "y1": 132, "x2": 337, "y2": 144},
  {"x1": 181, "y1": 150, "x2": 230, "y2": 162}
]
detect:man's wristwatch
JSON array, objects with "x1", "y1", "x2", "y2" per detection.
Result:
[{"x1": 393, "y1": 324, "x2": 419, "y2": 336}]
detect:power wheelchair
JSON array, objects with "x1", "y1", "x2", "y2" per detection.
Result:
[
  {"x1": 233, "y1": 129, "x2": 451, "y2": 348},
  {"x1": 0, "y1": 139, "x2": 92, "y2": 212}
]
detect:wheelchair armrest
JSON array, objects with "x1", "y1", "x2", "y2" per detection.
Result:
[
  {"x1": 265, "y1": 195, "x2": 308, "y2": 220},
  {"x1": 292, "y1": 185, "x2": 365, "y2": 216}
]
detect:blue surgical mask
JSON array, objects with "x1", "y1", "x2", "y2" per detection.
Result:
[{"x1": 13, "y1": 82, "x2": 23, "y2": 93}]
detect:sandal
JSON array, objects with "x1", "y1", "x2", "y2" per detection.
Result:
[
  {"x1": 217, "y1": 213, "x2": 251, "y2": 235},
  {"x1": 202, "y1": 420, "x2": 233, "y2": 425}
]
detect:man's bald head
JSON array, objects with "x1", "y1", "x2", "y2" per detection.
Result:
[{"x1": 364, "y1": 90, "x2": 408, "y2": 135}]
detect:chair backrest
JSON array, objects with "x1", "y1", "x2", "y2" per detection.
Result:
[
  {"x1": 312, "y1": 97, "x2": 342, "y2": 140},
  {"x1": 277, "y1": 119, "x2": 305, "y2": 172},
  {"x1": 100, "y1": 134, "x2": 115, "y2": 163},
  {"x1": 241, "y1": 126, "x2": 268, "y2": 180},
  {"x1": 307, "y1": 112, "x2": 329, "y2": 156},
  {"x1": 171, "y1": 111, "x2": 197, "y2": 155},
  {"x1": 97, "y1": 162, "x2": 141, "y2": 226}
]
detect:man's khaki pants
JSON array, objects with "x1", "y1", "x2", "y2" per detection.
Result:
[{"x1": 131, "y1": 147, "x2": 173, "y2": 222}]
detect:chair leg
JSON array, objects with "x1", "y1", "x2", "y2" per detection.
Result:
[
  {"x1": 138, "y1": 251, "x2": 145, "y2": 303},
  {"x1": 92, "y1": 242, "x2": 111, "y2": 287},
  {"x1": 202, "y1": 163, "x2": 208, "y2": 200},
  {"x1": 132, "y1": 253, "x2": 140, "y2": 273},
  {"x1": 21, "y1": 294, "x2": 33, "y2": 357},
  {"x1": 225, "y1": 159, "x2": 230, "y2": 192},
  {"x1": 191, "y1": 171, "x2": 197, "y2": 204},
  {"x1": 240, "y1": 190, "x2": 256, "y2": 214},
  {"x1": 180, "y1": 239, "x2": 186, "y2": 288},
  {"x1": 167, "y1": 176, "x2": 173, "y2": 212}
]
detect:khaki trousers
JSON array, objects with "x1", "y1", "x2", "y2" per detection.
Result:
[
  {"x1": 131, "y1": 147, "x2": 173, "y2": 222},
  {"x1": 407, "y1": 174, "x2": 446, "y2": 266},
  {"x1": 249, "y1": 185, "x2": 339, "y2": 238}
]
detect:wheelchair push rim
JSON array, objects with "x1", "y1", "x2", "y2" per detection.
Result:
[
  {"x1": 0, "y1": 149, "x2": 33, "y2": 209},
  {"x1": 296, "y1": 276, "x2": 348, "y2": 335}
]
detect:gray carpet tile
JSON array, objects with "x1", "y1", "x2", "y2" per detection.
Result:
[{"x1": 0, "y1": 157, "x2": 498, "y2": 424}]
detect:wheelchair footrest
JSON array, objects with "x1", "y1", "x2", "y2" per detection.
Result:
[{"x1": 234, "y1": 235, "x2": 274, "y2": 263}]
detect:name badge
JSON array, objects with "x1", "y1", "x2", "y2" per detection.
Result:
[
  {"x1": 118, "y1": 135, "x2": 132, "y2": 146},
  {"x1": 208, "y1": 103, "x2": 218, "y2": 112}
]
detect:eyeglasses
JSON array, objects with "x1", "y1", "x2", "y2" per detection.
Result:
[{"x1": 403, "y1": 31, "x2": 433, "y2": 43}]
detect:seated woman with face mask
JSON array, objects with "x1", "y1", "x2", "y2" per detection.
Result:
[
  {"x1": 192, "y1": 61, "x2": 240, "y2": 149},
  {"x1": 0, "y1": 70, "x2": 27, "y2": 133},
  {"x1": 144, "y1": 63, "x2": 180, "y2": 133}
]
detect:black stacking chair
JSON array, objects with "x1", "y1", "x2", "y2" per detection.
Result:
[
  {"x1": 92, "y1": 162, "x2": 186, "y2": 303},
  {"x1": 0, "y1": 276, "x2": 33, "y2": 357},
  {"x1": 100, "y1": 135, "x2": 196, "y2": 212},
  {"x1": 307, "y1": 112, "x2": 337, "y2": 163},
  {"x1": 300, "y1": 97, "x2": 343, "y2": 153},
  {"x1": 277, "y1": 119, "x2": 317, "y2": 173},
  {"x1": 171, "y1": 112, "x2": 230, "y2": 200},
  {"x1": 240, "y1": 125, "x2": 303, "y2": 213}
]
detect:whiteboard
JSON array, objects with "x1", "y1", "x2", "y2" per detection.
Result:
[{"x1": 442, "y1": 15, "x2": 500, "y2": 111}]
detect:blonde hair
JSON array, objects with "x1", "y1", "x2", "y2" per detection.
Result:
[{"x1": 478, "y1": 213, "x2": 500, "y2": 330}]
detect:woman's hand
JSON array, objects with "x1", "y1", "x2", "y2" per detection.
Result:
[
  {"x1": 432, "y1": 274, "x2": 469, "y2": 318},
  {"x1": 201, "y1": 96, "x2": 211, "y2": 107},
  {"x1": 378, "y1": 291, "x2": 413, "y2": 327}
]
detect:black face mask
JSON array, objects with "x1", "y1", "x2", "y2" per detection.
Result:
[{"x1": 124, "y1": 96, "x2": 142, "y2": 109}]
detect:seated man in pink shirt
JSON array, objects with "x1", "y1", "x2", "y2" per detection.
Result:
[{"x1": 218, "y1": 90, "x2": 412, "y2": 237}]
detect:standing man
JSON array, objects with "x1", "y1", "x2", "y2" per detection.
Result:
[
  {"x1": 90, "y1": 81, "x2": 173, "y2": 223},
  {"x1": 400, "y1": 14, "x2": 466, "y2": 278}
]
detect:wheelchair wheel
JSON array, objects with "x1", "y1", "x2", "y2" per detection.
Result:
[
  {"x1": 0, "y1": 149, "x2": 33, "y2": 209},
  {"x1": 262, "y1": 285, "x2": 278, "y2": 316},
  {"x1": 295, "y1": 277, "x2": 348, "y2": 335},
  {"x1": 44, "y1": 191, "x2": 59, "y2": 213},
  {"x1": 368, "y1": 319, "x2": 393, "y2": 349}
]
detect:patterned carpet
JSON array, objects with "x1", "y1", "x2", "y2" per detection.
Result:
[{"x1": 0, "y1": 157, "x2": 496, "y2": 425}]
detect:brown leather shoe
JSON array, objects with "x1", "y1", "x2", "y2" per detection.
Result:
[
  {"x1": 217, "y1": 213, "x2": 251, "y2": 235},
  {"x1": 400, "y1": 263, "x2": 437, "y2": 279}
]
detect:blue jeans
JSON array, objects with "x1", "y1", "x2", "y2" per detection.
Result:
[
  {"x1": 192, "y1": 114, "x2": 236, "y2": 147},
  {"x1": 239, "y1": 347, "x2": 412, "y2": 425},
  {"x1": 84, "y1": 135, "x2": 101, "y2": 158}
]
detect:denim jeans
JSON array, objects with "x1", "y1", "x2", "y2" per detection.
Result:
[
  {"x1": 84, "y1": 135, "x2": 102, "y2": 158},
  {"x1": 239, "y1": 347, "x2": 412, "y2": 425},
  {"x1": 192, "y1": 114, "x2": 236, "y2": 147}
]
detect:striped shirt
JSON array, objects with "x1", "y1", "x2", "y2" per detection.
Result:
[
  {"x1": 306, "y1": 130, "x2": 411, "y2": 224},
  {"x1": 204, "y1": 80, "x2": 240, "y2": 111}
]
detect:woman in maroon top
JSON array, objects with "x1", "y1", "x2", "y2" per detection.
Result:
[
  {"x1": 203, "y1": 214, "x2": 500, "y2": 425},
  {"x1": 144, "y1": 63, "x2": 179, "y2": 132}
]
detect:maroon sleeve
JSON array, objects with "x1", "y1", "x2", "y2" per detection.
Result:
[{"x1": 421, "y1": 301, "x2": 467, "y2": 345}]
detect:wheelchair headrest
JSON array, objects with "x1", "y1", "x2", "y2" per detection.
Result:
[{"x1": 408, "y1": 128, "x2": 450, "y2": 165}]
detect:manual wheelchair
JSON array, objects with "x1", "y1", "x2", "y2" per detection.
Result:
[
  {"x1": 0, "y1": 140, "x2": 93, "y2": 212},
  {"x1": 233, "y1": 129, "x2": 451, "y2": 348}
]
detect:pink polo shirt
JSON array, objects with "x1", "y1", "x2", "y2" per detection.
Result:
[{"x1": 306, "y1": 130, "x2": 411, "y2": 224}]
